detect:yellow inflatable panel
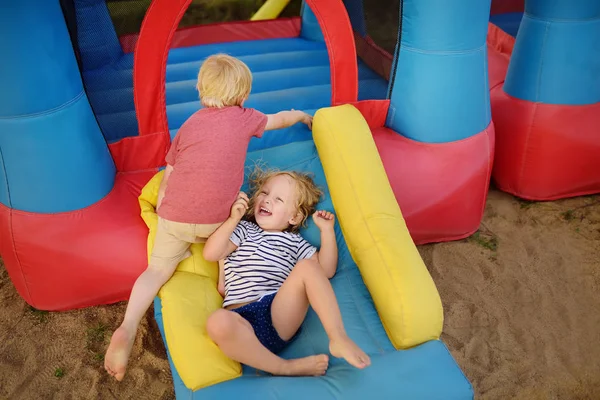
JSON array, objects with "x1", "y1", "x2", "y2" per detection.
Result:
[
  {"x1": 312, "y1": 104, "x2": 444, "y2": 349},
  {"x1": 139, "y1": 171, "x2": 241, "y2": 389}
]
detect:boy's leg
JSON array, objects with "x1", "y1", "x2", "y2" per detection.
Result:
[
  {"x1": 190, "y1": 222, "x2": 223, "y2": 244},
  {"x1": 270, "y1": 259, "x2": 371, "y2": 369},
  {"x1": 207, "y1": 309, "x2": 328, "y2": 376},
  {"x1": 105, "y1": 218, "x2": 191, "y2": 381}
]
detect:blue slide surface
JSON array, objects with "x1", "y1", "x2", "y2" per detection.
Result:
[{"x1": 154, "y1": 140, "x2": 474, "y2": 399}]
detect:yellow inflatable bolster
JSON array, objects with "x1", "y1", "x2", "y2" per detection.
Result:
[
  {"x1": 312, "y1": 104, "x2": 444, "y2": 349},
  {"x1": 139, "y1": 171, "x2": 241, "y2": 390}
]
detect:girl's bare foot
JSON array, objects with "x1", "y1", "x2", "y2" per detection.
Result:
[
  {"x1": 278, "y1": 355, "x2": 329, "y2": 376},
  {"x1": 330, "y1": 336, "x2": 371, "y2": 369},
  {"x1": 104, "y1": 326, "x2": 135, "y2": 381}
]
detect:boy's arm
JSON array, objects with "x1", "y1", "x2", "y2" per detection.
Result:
[
  {"x1": 265, "y1": 110, "x2": 312, "y2": 131},
  {"x1": 311, "y1": 211, "x2": 338, "y2": 279},
  {"x1": 156, "y1": 164, "x2": 174, "y2": 210}
]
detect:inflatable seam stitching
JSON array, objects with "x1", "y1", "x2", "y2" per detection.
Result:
[
  {"x1": 0, "y1": 145, "x2": 32, "y2": 302},
  {"x1": 517, "y1": 103, "x2": 539, "y2": 193},
  {"x1": 483, "y1": 46, "x2": 491, "y2": 125},
  {"x1": 400, "y1": 43, "x2": 486, "y2": 55},
  {"x1": 478, "y1": 125, "x2": 494, "y2": 236},
  {"x1": 535, "y1": 21, "x2": 550, "y2": 102},
  {"x1": 0, "y1": 147, "x2": 11, "y2": 209},
  {"x1": 0, "y1": 91, "x2": 85, "y2": 120},
  {"x1": 523, "y1": 12, "x2": 600, "y2": 23}
]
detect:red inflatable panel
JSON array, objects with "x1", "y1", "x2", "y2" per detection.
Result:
[
  {"x1": 354, "y1": 32, "x2": 393, "y2": 80},
  {"x1": 350, "y1": 99, "x2": 390, "y2": 129},
  {"x1": 490, "y1": 0, "x2": 524, "y2": 15},
  {"x1": 490, "y1": 92, "x2": 600, "y2": 200},
  {"x1": 372, "y1": 125, "x2": 495, "y2": 245},
  {"x1": 109, "y1": 132, "x2": 171, "y2": 172},
  {"x1": 0, "y1": 171, "x2": 155, "y2": 310},
  {"x1": 120, "y1": 17, "x2": 301, "y2": 54}
]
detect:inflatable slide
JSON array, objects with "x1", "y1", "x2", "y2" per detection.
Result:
[{"x1": 143, "y1": 104, "x2": 473, "y2": 398}]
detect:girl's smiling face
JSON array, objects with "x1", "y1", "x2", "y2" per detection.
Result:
[{"x1": 253, "y1": 174, "x2": 302, "y2": 231}]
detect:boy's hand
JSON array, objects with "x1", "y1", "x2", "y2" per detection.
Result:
[
  {"x1": 292, "y1": 109, "x2": 313, "y2": 130},
  {"x1": 302, "y1": 113, "x2": 313, "y2": 130},
  {"x1": 313, "y1": 210, "x2": 335, "y2": 231},
  {"x1": 230, "y1": 192, "x2": 249, "y2": 221}
]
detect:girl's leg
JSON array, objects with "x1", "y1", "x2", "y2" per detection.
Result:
[
  {"x1": 207, "y1": 309, "x2": 328, "y2": 376},
  {"x1": 271, "y1": 259, "x2": 371, "y2": 369}
]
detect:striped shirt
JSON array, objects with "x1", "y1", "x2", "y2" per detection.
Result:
[{"x1": 223, "y1": 220, "x2": 317, "y2": 307}]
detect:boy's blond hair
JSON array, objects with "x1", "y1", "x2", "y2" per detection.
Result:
[
  {"x1": 197, "y1": 54, "x2": 252, "y2": 108},
  {"x1": 246, "y1": 168, "x2": 323, "y2": 233}
]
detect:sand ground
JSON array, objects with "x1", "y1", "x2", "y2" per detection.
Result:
[{"x1": 0, "y1": 188, "x2": 599, "y2": 399}]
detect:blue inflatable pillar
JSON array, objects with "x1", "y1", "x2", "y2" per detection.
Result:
[
  {"x1": 0, "y1": 0, "x2": 115, "y2": 213},
  {"x1": 387, "y1": 0, "x2": 492, "y2": 143},
  {"x1": 504, "y1": 0, "x2": 600, "y2": 106}
]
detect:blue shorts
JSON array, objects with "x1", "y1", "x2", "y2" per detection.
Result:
[{"x1": 230, "y1": 292, "x2": 292, "y2": 354}]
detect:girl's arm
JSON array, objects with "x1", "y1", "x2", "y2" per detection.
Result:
[
  {"x1": 312, "y1": 210, "x2": 338, "y2": 279},
  {"x1": 203, "y1": 217, "x2": 239, "y2": 261},
  {"x1": 156, "y1": 164, "x2": 174, "y2": 210},
  {"x1": 203, "y1": 192, "x2": 249, "y2": 261},
  {"x1": 217, "y1": 260, "x2": 226, "y2": 296}
]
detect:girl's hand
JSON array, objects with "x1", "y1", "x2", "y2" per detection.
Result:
[
  {"x1": 230, "y1": 192, "x2": 249, "y2": 221},
  {"x1": 312, "y1": 210, "x2": 335, "y2": 231}
]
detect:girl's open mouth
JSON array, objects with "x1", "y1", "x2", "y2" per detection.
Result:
[{"x1": 258, "y1": 206, "x2": 272, "y2": 216}]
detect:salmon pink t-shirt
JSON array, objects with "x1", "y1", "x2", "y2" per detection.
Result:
[{"x1": 158, "y1": 106, "x2": 268, "y2": 224}]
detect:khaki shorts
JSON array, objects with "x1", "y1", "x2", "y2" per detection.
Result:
[{"x1": 149, "y1": 217, "x2": 222, "y2": 269}]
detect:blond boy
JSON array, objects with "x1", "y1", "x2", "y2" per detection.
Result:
[{"x1": 105, "y1": 54, "x2": 313, "y2": 381}]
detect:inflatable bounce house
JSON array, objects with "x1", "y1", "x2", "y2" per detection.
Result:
[{"x1": 1, "y1": 0, "x2": 598, "y2": 398}]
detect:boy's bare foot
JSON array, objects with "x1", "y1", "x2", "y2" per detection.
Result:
[
  {"x1": 104, "y1": 326, "x2": 135, "y2": 381},
  {"x1": 278, "y1": 355, "x2": 329, "y2": 376},
  {"x1": 330, "y1": 336, "x2": 371, "y2": 369}
]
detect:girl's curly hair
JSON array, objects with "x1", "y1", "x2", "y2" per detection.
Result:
[{"x1": 245, "y1": 167, "x2": 322, "y2": 233}]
